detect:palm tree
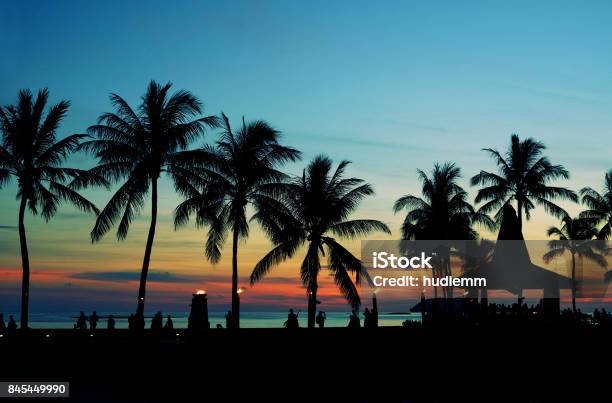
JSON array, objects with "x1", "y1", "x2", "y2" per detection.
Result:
[
  {"x1": 580, "y1": 169, "x2": 612, "y2": 240},
  {"x1": 471, "y1": 134, "x2": 577, "y2": 232},
  {"x1": 81, "y1": 81, "x2": 218, "y2": 327},
  {"x1": 394, "y1": 162, "x2": 494, "y2": 298},
  {"x1": 250, "y1": 155, "x2": 391, "y2": 328},
  {"x1": 543, "y1": 215, "x2": 607, "y2": 312},
  {"x1": 0, "y1": 88, "x2": 104, "y2": 329},
  {"x1": 174, "y1": 113, "x2": 300, "y2": 328},
  {"x1": 460, "y1": 239, "x2": 495, "y2": 300}
]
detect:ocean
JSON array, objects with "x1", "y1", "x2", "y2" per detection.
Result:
[{"x1": 6, "y1": 311, "x2": 420, "y2": 329}]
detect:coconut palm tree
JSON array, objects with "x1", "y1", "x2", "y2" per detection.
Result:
[
  {"x1": 459, "y1": 239, "x2": 495, "y2": 300},
  {"x1": 249, "y1": 155, "x2": 391, "y2": 328},
  {"x1": 580, "y1": 169, "x2": 612, "y2": 240},
  {"x1": 394, "y1": 162, "x2": 494, "y2": 298},
  {"x1": 0, "y1": 88, "x2": 105, "y2": 329},
  {"x1": 81, "y1": 81, "x2": 218, "y2": 327},
  {"x1": 543, "y1": 215, "x2": 607, "y2": 312},
  {"x1": 174, "y1": 113, "x2": 300, "y2": 328},
  {"x1": 471, "y1": 134, "x2": 577, "y2": 232}
]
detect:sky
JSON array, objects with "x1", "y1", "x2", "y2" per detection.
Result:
[{"x1": 1, "y1": 0, "x2": 611, "y2": 315}]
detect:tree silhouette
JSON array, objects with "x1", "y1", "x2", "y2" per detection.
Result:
[
  {"x1": 543, "y1": 215, "x2": 607, "y2": 312},
  {"x1": 0, "y1": 88, "x2": 104, "y2": 329},
  {"x1": 580, "y1": 169, "x2": 612, "y2": 240},
  {"x1": 394, "y1": 162, "x2": 493, "y2": 298},
  {"x1": 81, "y1": 81, "x2": 218, "y2": 327},
  {"x1": 250, "y1": 155, "x2": 390, "y2": 328},
  {"x1": 471, "y1": 134, "x2": 577, "y2": 232},
  {"x1": 174, "y1": 113, "x2": 300, "y2": 328},
  {"x1": 460, "y1": 239, "x2": 495, "y2": 300}
]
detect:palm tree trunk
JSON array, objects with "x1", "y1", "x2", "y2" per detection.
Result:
[
  {"x1": 136, "y1": 178, "x2": 158, "y2": 327},
  {"x1": 571, "y1": 252, "x2": 576, "y2": 313},
  {"x1": 18, "y1": 196, "x2": 30, "y2": 330},
  {"x1": 445, "y1": 255, "x2": 452, "y2": 299},
  {"x1": 231, "y1": 227, "x2": 239, "y2": 329},
  {"x1": 516, "y1": 198, "x2": 523, "y2": 233},
  {"x1": 308, "y1": 283, "x2": 318, "y2": 329}
]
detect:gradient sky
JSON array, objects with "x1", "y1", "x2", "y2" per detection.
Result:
[{"x1": 1, "y1": 0, "x2": 611, "y2": 315}]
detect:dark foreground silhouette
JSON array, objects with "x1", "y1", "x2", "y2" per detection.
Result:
[
  {"x1": 1, "y1": 323, "x2": 610, "y2": 403},
  {"x1": 411, "y1": 300, "x2": 612, "y2": 330}
]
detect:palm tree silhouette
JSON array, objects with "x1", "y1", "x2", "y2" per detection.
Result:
[
  {"x1": 81, "y1": 81, "x2": 218, "y2": 327},
  {"x1": 543, "y1": 215, "x2": 607, "y2": 312},
  {"x1": 460, "y1": 239, "x2": 495, "y2": 300},
  {"x1": 174, "y1": 113, "x2": 300, "y2": 328},
  {"x1": 250, "y1": 155, "x2": 390, "y2": 328},
  {"x1": 471, "y1": 134, "x2": 577, "y2": 232},
  {"x1": 0, "y1": 89, "x2": 104, "y2": 329},
  {"x1": 394, "y1": 162, "x2": 493, "y2": 298},
  {"x1": 580, "y1": 169, "x2": 612, "y2": 240}
]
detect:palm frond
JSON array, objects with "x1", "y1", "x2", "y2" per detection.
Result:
[
  {"x1": 91, "y1": 173, "x2": 148, "y2": 242},
  {"x1": 36, "y1": 134, "x2": 88, "y2": 166},
  {"x1": 251, "y1": 239, "x2": 302, "y2": 284},
  {"x1": 36, "y1": 100, "x2": 70, "y2": 146},
  {"x1": 393, "y1": 195, "x2": 428, "y2": 213},
  {"x1": 0, "y1": 168, "x2": 10, "y2": 187},
  {"x1": 204, "y1": 211, "x2": 229, "y2": 264},
  {"x1": 325, "y1": 238, "x2": 362, "y2": 309},
  {"x1": 33, "y1": 182, "x2": 58, "y2": 221},
  {"x1": 48, "y1": 181, "x2": 99, "y2": 215},
  {"x1": 534, "y1": 197, "x2": 569, "y2": 220},
  {"x1": 328, "y1": 219, "x2": 391, "y2": 239}
]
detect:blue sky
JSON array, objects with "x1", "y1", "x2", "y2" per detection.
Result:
[
  {"x1": 1, "y1": 0, "x2": 611, "y2": 313},
  {"x1": 2, "y1": 1, "x2": 611, "y2": 198}
]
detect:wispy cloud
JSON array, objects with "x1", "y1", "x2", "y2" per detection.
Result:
[{"x1": 69, "y1": 270, "x2": 207, "y2": 283}]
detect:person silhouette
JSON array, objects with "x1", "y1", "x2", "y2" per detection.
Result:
[
  {"x1": 372, "y1": 304, "x2": 379, "y2": 328},
  {"x1": 76, "y1": 311, "x2": 88, "y2": 330},
  {"x1": 89, "y1": 311, "x2": 99, "y2": 330},
  {"x1": 107, "y1": 314, "x2": 116, "y2": 330},
  {"x1": 134, "y1": 312, "x2": 145, "y2": 331},
  {"x1": 285, "y1": 309, "x2": 299, "y2": 328},
  {"x1": 127, "y1": 314, "x2": 135, "y2": 331},
  {"x1": 0, "y1": 313, "x2": 5, "y2": 332},
  {"x1": 363, "y1": 308, "x2": 372, "y2": 328},
  {"x1": 348, "y1": 310, "x2": 361, "y2": 328},
  {"x1": 164, "y1": 315, "x2": 173, "y2": 330},
  {"x1": 315, "y1": 311, "x2": 326, "y2": 328},
  {"x1": 225, "y1": 310, "x2": 233, "y2": 329},
  {"x1": 7, "y1": 315, "x2": 17, "y2": 333},
  {"x1": 151, "y1": 311, "x2": 163, "y2": 331}
]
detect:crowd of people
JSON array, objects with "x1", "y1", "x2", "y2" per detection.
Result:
[
  {"x1": 591, "y1": 308, "x2": 612, "y2": 327},
  {"x1": 1, "y1": 305, "x2": 611, "y2": 334},
  {"x1": 75, "y1": 311, "x2": 100, "y2": 330},
  {"x1": 414, "y1": 300, "x2": 612, "y2": 329},
  {"x1": 69, "y1": 311, "x2": 174, "y2": 332},
  {"x1": 283, "y1": 306, "x2": 379, "y2": 329},
  {"x1": 0, "y1": 313, "x2": 18, "y2": 334}
]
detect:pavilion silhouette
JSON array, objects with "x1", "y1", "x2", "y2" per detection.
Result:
[
  {"x1": 462, "y1": 205, "x2": 571, "y2": 315},
  {"x1": 411, "y1": 205, "x2": 571, "y2": 316}
]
